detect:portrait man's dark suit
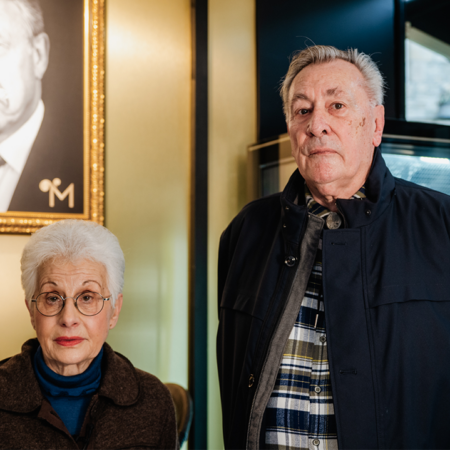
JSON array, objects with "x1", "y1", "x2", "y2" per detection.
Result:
[{"x1": 8, "y1": 107, "x2": 84, "y2": 214}]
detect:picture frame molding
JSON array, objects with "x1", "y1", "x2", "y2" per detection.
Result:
[{"x1": 0, "y1": 0, "x2": 106, "y2": 234}]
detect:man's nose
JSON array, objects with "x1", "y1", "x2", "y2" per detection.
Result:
[
  {"x1": 306, "y1": 108, "x2": 331, "y2": 137},
  {"x1": 58, "y1": 298, "x2": 80, "y2": 327}
]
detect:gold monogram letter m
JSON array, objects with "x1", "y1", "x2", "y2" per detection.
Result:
[{"x1": 39, "y1": 178, "x2": 75, "y2": 208}]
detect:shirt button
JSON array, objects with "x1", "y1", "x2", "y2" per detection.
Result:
[
  {"x1": 312, "y1": 438, "x2": 320, "y2": 446},
  {"x1": 326, "y1": 212, "x2": 342, "y2": 229},
  {"x1": 314, "y1": 386, "x2": 321, "y2": 393},
  {"x1": 319, "y1": 335, "x2": 326, "y2": 343}
]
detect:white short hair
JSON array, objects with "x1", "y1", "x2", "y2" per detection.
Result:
[
  {"x1": 3, "y1": 0, "x2": 45, "y2": 37},
  {"x1": 21, "y1": 220, "x2": 125, "y2": 306},
  {"x1": 280, "y1": 45, "x2": 386, "y2": 119}
]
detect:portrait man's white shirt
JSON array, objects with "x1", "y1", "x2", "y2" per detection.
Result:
[{"x1": 0, "y1": 100, "x2": 44, "y2": 212}]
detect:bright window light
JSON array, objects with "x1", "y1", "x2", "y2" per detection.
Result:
[{"x1": 405, "y1": 23, "x2": 450, "y2": 125}]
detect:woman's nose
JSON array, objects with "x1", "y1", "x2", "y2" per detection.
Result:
[{"x1": 58, "y1": 298, "x2": 80, "y2": 327}]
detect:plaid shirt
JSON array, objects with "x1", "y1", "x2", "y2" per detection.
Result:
[{"x1": 263, "y1": 184, "x2": 366, "y2": 450}]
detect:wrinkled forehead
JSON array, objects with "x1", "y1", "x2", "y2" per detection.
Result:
[
  {"x1": 289, "y1": 60, "x2": 368, "y2": 101},
  {"x1": 0, "y1": 0, "x2": 31, "y2": 42},
  {"x1": 37, "y1": 257, "x2": 108, "y2": 291}
]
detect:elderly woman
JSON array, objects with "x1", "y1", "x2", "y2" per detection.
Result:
[{"x1": 0, "y1": 220, "x2": 177, "y2": 449}]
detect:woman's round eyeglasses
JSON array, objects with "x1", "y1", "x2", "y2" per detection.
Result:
[{"x1": 31, "y1": 291, "x2": 110, "y2": 317}]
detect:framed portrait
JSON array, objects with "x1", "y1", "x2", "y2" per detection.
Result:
[{"x1": 0, "y1": 0, "x2": 105, "y2": 233}]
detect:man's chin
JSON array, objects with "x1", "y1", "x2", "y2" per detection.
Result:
[
  {"x1": 0, "y1": 118, "x2": 10, "y2": 141},
  {"x1": 308, "y1": 176, "x2": 340, "y2": 188},
  {"x1": 0, "y1": 90, "x2": 9, "y2": 108},
  {"x1": 301, "y1": 163, "x2": 343, "y2": 185},
  {"x1": 0, "y1": 113, "x2": 25, "y2": 141}
]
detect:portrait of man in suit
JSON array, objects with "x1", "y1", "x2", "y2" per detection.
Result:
[{"x1": 0, "y1": 0, "x2": 84, "y2": 214}]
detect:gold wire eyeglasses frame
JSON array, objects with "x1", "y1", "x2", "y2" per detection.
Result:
[{"x1": 31, "y1": 291, "x2": 111, "y2": 317}]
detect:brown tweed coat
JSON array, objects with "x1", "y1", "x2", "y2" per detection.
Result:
[{"x1": 0, "y1": 339, "x2": 178, "y2": 449}]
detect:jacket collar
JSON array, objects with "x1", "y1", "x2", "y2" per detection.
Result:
[
  {"x1": 99, "y1": 341, "x2": 140, "y2": 406},
  {"x1": 336, "y1": 147, "x2": 396, "y2": 228},
  {"x1": 280, "y1": 146, "x2": 395, "y2": 236},
  {"x1": 0, "y1": 338, "x2": 140, "y2": 413},
  {"x1": 0, "y1": 339, "x2": 42, "y2": 413}
]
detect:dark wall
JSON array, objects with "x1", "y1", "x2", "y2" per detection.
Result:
[{"x1": 257, "y1": 0, "x2": 398, "y2": 140}]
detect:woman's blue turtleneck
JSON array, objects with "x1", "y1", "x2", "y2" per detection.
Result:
[{"x1": 33, "y1": 345, "x2": 103, "y2": 436}]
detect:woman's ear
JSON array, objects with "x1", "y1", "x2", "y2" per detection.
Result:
[
  {"x1": 25, "y1": 299, "x2": 36, "y2": 330},
  {"x1": 109, "y1": 294, "x2": 123, "y2": 329}
]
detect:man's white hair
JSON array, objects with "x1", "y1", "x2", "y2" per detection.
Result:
[
  {"x1": 281, "y1": 45, "x2": 386, "y2": 119},
  {"x1": 21, "y1": 220, "x2": 125, "y2": 307},
  {"x1": 3, "y1": 0, "x2": 45, "y2": 37}
]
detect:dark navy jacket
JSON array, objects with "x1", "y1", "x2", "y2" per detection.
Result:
[{"x1": 217, "y1": 148, "x2": 450, "y2": 449}]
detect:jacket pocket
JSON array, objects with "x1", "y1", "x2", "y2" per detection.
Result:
[
  {"x1": 220, "y1": 289, "x2": 269, "y2": 321},
  {"x1": 369, "y1": 296, "x2": 450, "y2": 448},
  {"x1": 367, "y1": 282, "x2": 450, "y2": 308}
]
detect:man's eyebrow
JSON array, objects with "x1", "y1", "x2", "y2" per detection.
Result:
[
  {"x1": 326, "y1": 87, "x2": 344, "y2": 96},
  {"x1": 291, "y1": 89, "x2": 345, "y2": 101},
  {"x1": 291, "y1": 93, "x2": 309, "y2": 102}
]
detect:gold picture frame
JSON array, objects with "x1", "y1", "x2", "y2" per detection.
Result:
[{"x1": 0, "y1": 0, "x2": 105, "y2": 234}]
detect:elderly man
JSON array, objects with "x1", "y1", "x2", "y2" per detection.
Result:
[
  {"x1": 0, "y1": 0, "x2": 50, "y2": 212},
  {"x1": 217, "y1": 45, "x2": 450, "y2": 449}
]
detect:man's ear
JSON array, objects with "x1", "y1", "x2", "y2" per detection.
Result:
[
  {"x1": 372, "y1": 104, "x2": 385, "y2": 147},
  {"x1": 109, "y1": 294, "x2": 123, "y2": 330},
  {"x1": 32, "y1": 32, "x2": 50, "y2": 80},
  {"x1": 25, "y1": 299, "x2": 36, "y2": 330}
]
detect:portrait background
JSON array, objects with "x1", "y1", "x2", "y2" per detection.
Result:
[{"x1": 9, "y1": 0, "x2": 85, "y2": 214}]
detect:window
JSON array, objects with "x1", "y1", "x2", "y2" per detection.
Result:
[{"x1": 405, "y1": 22, "x2": 450, "y2": 125}]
